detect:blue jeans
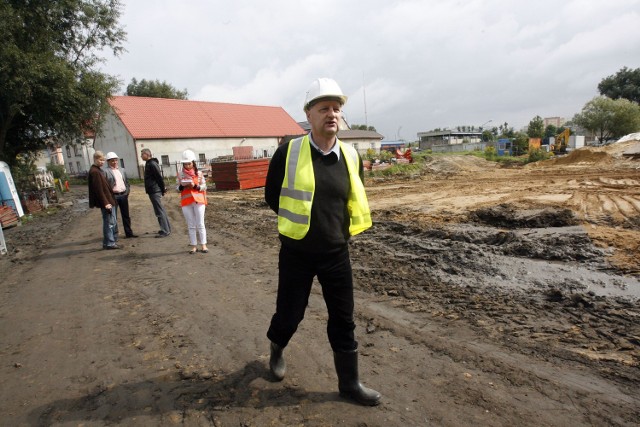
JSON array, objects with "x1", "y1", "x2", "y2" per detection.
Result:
[
  {"x1": 100, "y1": 207, "x2": 118, "y2": 247},
  {"x1": 149, "y1": 192, "x2": 171, "y2": 234}
]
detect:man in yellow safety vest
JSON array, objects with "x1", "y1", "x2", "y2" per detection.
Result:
[{"x1": 264, "y1": 78, "x2": 380, "y2": 406}]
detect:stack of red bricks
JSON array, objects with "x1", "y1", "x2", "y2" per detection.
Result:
[
  {"x1": 210, "y1": 159, "x2": 270, "y2": 190},
  {"x1": 0, "y1": 204, "x2": 19, "y2": 229}
]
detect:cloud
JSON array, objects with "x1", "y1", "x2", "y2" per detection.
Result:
[{"x1": 103, "y1": 0, "x2": 640, "y2": 140}]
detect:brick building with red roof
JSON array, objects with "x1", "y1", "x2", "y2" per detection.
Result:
[{"x1": 94, "y1": 96, "x2": 304, "y2": 178}]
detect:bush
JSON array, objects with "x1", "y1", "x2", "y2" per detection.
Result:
[
  {"x1": 484, "y1": 146, "x2": 497, "y2": 161},
  {"x1": 527, "y1": 148, "x2": 549, "y2": 163},
  {"x1": 46, "y1": 163, "x2": 69, "y2": 182}
]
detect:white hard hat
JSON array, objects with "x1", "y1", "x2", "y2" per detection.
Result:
[
  {"x1": 181, "y1": 149, "x2": 196, "y2": 163},
  {"x1": 105, "y1": 152, "x2": 119, "y2": 160},
  {"x1": 303, "y1": 78, "x2": 347, "y2": 111}
]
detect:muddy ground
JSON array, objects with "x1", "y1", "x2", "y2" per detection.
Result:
[{"x1": 1, "y1": 142, "x2": 639, "y2": 426}]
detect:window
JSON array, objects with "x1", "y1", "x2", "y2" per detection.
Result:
[
  {"x1": 68, "y1": 162, "x2": 75, "y2": 173},
  {"x1": 161, "y1": 155, "x2": 170, "y2": 166},
  {"x1": 73, "y1": 145, "x2": 80, "y2": 156},
  {"x1": 76, "y1": 161, "x2": 81, "y2": 172},
  {"x1": 199, "y1": 153, "x2": 206, "y2": 163},
  {"x1": 66, "y1": 145, "x2": 71, "y2": 157},
  {"x1": 119, "y1": 159, "x2": 124, "y2": 169}
]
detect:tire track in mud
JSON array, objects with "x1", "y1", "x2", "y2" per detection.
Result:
[{"x1": 348, "y1": 218, "x2": 640, "y2": 379}]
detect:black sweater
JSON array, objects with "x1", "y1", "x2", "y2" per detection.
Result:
[
  {"x1": 264, "y1": 140, "x2": 364, "y2": 253},
  {"x1": 144, "y1": 158, "x2": 166, "y2": 195}
]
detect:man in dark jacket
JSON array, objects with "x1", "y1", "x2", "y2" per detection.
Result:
[
  {"x1": 140, "y1": 148, "x2": 171, "y2": 237},
  {"x1": 88, "y1": 151, "x2": 119, "y2": 249}
]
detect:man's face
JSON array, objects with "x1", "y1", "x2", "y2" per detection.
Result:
[
  {"x1": 95, "y1": 157, "x2": 105, "y2": 167},
  {"x1": 140, "y1": 151, "x2": 149, "y2": 161},
  {"x1": 107, "y1": 158, "x2": 118, "y2": 168},
  {"x1": 306, "y1": 100, "x2": 342, "y2": 139}
]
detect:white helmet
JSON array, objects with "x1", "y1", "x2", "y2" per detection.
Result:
[
  {"x1": 105, "y1": 151, "x2": 119, "y2": 160},
  {"x1": 303, "y1": 78, "x2": 347, "y2": 111},
  {"x1": 181, "y1": 149, "x2": 196, "y2": 163}
]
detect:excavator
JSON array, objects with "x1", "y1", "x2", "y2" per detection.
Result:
[{"x1": 552, "y1": 128, "x2": 570, "y2": 154}]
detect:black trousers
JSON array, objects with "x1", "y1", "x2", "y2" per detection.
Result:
[
  {"x1": 114, "y1": 194, "x2": 133, "y2": 237},
  {"x1": 267, "y1": 244, "x2": 357, "y2": 353}
]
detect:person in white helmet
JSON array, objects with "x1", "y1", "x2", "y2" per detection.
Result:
[
  {"x1": 103, "y1": 151, "x2": 138, "y2": 238},
  {"x1": 176, "y1": 150, "x2": 208, "y2": 254},
  {"x1": 264, "y1": 78, "x2": 380, "y2": 406}
]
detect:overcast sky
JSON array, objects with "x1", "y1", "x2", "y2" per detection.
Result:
[{"x1": 100, "y1": 0, "x2": 640, "y2": 141}]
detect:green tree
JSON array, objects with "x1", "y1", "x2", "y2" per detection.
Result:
[
  {"x1": 481, "y1": 130, "x2": 494, "y2": 142},
  {"x1": 544, "y1": 124, "x2": 557, "y2": 139},
  {"x1": 126, "y1": 78, "x2": 188, "y2": 99},
  {"x1": 598, "y1": 66, "x2": 640, "y2": 104},
  {"x1": 349, "y1": 124, "x2": 377, "y2": 132},
  {"x1": 0, "y1": 0, "x2": 126, "y2": 166},
  {"x1": 498, "y1": 122, "x2": 515, "y2": 139},
  {"x1": 527, "y1": 115, "x2": 544, "y2": 138},
  {"x1": 512, "y1": 132, "x2": 529, "y2": 156},
  {"x1": 572, "y1": 96, "x2": 640, "y2": 143}
]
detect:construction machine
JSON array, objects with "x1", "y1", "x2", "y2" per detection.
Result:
[{"x1": 552, "y1": 129, "x2": 570, "y2": 154}]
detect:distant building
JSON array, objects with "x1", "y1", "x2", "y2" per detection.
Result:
[
  {"x1": 60, "y1": 135, "x2": 94, "y2": 176},
  {"x1": 95, "y1": 96, "x2": 304, "y2": 178},
  {"x1": 417, "y1": 129, "x2": 484, "y2": 151},
  {"x1": 543, "y1": 117, "x2": 566, "y2": 128},
  {"x1": 380, "y1": 141, "x2": 407, "y2": 153}
]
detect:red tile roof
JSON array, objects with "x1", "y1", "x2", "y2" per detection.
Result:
[{"x1": 108, "y1": 96, "x2": 304, "y2": 140}]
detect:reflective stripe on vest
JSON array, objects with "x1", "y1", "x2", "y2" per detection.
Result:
[
  {"x1": 180, "y1": 173, "x2": 207, "y2": 206},
  {"x1": 277, "y1": 135, "x2": 372, "y2": 240}
]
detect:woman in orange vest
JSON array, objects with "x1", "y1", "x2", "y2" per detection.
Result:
[{"x1": 177, "y1": 150, "x2": 208, "y2": 254}]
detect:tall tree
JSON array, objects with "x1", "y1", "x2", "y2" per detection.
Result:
[
  {"x1": 598, "y1": 66, "x2": 640, "y2": 104},
  {"x1": 572, "y1": 96, "x2": 640, "y2": 143},
  {"x1": 527, "y1": 115, "x2": 545, "y2": 138},
  {"x1": 512, "y1": 132, "x2": 529, "y2": 156},
  {"x1": 126, "y1": 78, "x2": 188, "y2": 99},
  {"x1": 544, "y1": 124, "x2": 557, "y2": 139},
  {"x1": 0, "y1": 0, "x2": 126, "y2": 166}
]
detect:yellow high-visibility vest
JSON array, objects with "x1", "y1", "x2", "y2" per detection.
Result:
[{"x1": 278, "y1": 135, "x2": 372, "y2": 240}]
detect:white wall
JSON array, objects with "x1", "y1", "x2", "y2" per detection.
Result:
[
  {"x1": 569, "y1": 135, "x2": 585, "y2": 149},
  {"x1": 94, "y1": 109, "x2": 282, "y2": 178},
  {"x1": 137, "y1": 137, "x2": 279, "y2": 177},
  {"x1": 60, "y1": 139, "x2": 94, "y2": 175},
  {"x1": 93, "y1": 109, "x2": 139, "y2": 176},
  {"x1": 342, "y1": 139, "x2": 382, "y2": 154}
]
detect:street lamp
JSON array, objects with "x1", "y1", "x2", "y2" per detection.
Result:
[
  {"x1": 480, "y1": 119, "x2": 492, "y2": 130},
  {"x1": 479, "y1": 120, "x2": 492, "y2": 143}
]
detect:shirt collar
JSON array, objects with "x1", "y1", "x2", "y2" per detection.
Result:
[{"x1": 309, "y1": 133, "x2": 341, "y2": 160}]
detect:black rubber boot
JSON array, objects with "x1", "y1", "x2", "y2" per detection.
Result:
[
  {"x1": 333, "y1": 350, "x2": 381, "y2": 406},
  {"x1": 269, "y1": 341, "x2": 286, "y2": 381}
]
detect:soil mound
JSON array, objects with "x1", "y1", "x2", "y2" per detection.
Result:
[{"x1": 551, "y1": 149, "x2": 613, "y2": 166}]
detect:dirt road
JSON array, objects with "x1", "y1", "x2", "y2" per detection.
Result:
[{"x1": 1, "y1": 144, "x2": 639, "y2": 426}]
